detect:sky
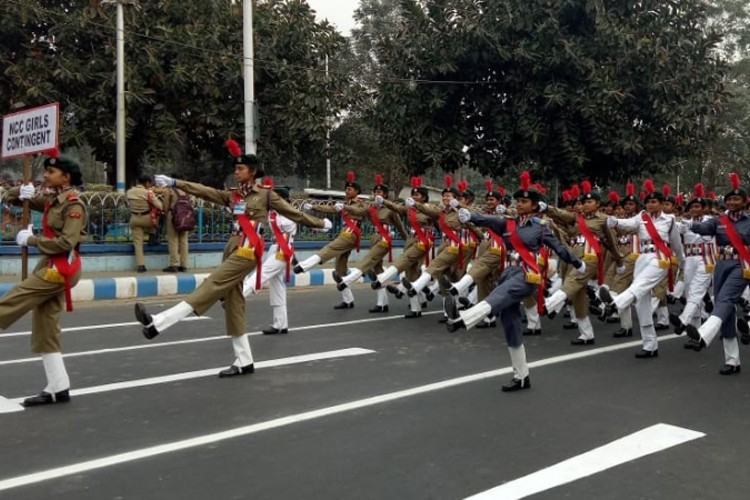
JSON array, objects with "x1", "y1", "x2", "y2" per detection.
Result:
[{"x1": 306, "y1": 0, "x2": 359, "y2": 35}]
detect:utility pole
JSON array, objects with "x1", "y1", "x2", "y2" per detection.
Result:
[
  {"x1": 243, "y1": 0, "x2": 256, "y2": 154},
  {"x1": 325, "y1": 54, "x2": 331, "y2": 189}
]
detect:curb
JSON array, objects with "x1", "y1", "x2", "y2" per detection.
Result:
[{"x1": 0, "y1": 269, "x2": 374, "y2": 302}]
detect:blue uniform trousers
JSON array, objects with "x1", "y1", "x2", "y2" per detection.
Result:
[{"x1": 485, "y1": 266, "x2": 537, "y2": 348}]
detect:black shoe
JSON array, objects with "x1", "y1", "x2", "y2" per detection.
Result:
[
  {"x1": 437, "y1": 317, "x2": 449, "y2": 324},
  {"x1": 613, "y1": 328, "x2": 633, "y2": 338},
  {"x1": 562, "y1": 321, "x2": 578, "y2": 330},
  {"x1": 563, "y1": 310, "x2": 570, "y2": 318},
  {"x1": 598, "y1": 303, "x2": 615, "y2": 322},
  {"x1": 177, "y1": 266, "x2": 187, "y2": 272},
  {"x1": 135, "y1": 302, "x2": 159, "y2": 339},
  {"x1": 545, "y1": 307, "x2": 557, "y2": 320},
  {"x1": 586, "y1": 285, "x2": 598, "y2": 302},
  {"x1": 22, "y1": 389, "x2": 71, "y2": 407},
  {"x1": 685, "y1": 324, "x2": 706, "y2": 351},
  {"x1": 703, "y1": 293, "x2": 714, "y2": 313},
  {"x1": 719, "y1": 364, "x2": 741, "y2": 375},
  {"x1": 218, "y1": 364, "x2": 255, "y2": 378},
  {"x1": 523, "y1": 328, "x2": 542, "y2": 336},
  {"x1": 458, "y1": 296, "x2": 472, "y2": 310},
  {"x1": 333, "y1": 301, "x2": 354, "y2": 310},
  {"x1": 422, "y1": 287, "x2": 435, "y2": 302},
  {"x1": 446, "y1": 318, "x2": 465, "y2": 332},
  {"x1": 262, "y1": 327, "x2": 288, "y2": 335},
  {"x1": 669, "y1": 313, "x2": 685, "y2": 335},
  {"x1": 293, "y1": 264, "x2": 304, "y2": 274},
  {"x1": 162, "y1": 266, "x2": 179, "y2": 272},
  {"x1": 404, "y1": 311, "x2": 422, "y2": 319},
  {"x1": 401, "y1": 277, "x2": 416, "y2": 297},
  {"x1": 438, "y1": 274, "x2": 453, "y2": 290},
  {"x1": 635, "y1": 349, "x2": 659, "y2": 358},
  {"x1": 684, "y1": 339, "x2": 703, "y2": 350},
  {"x1": 571, "y1": 338, "x2": 595, "y2": 346},
  {"x1": 605, "y1": 314, "x2": 620, "y2": 324},
  {"x1": 136, "y1": 265, "x2": 147, "y2": 273},
  {"x1": 654, "y1": 323, "x2": 669, "y2": 331},
  {"x1": 476, "y1": 320, "x2": 497, "y2": 329},
  {"x1": 449, "y1": 286, "x2": 460, "y2": 296},
  {"x1": 667, "y1": 295, "x2": 676, "y2": 304},
  {"x1": 598, "y1": 287, "x2": 614, "y2": 304},
  {"x1": 737, "y1": 318, "x2": 750, "y2": 345},
  {"x1": 421, "y1": 302, "x2": 428, "y2": 310},
  {"x1": 371, "y1": 280, "x2": 382, "y2": 290},
  {"x1": 589, "y1": 304, "x2": 604, "y2": 317},
  {"x1": 386, "y1": 284, "x2": 404, "y2": 300},
  {"x1": 679, "y1": 296, "x2": 687, "y2": 305},
  {"x1": 501, "y1": 376, "x2": 531, "y2": 392},
  {"x1": 369, "y1": 305, "x2": 389, "y2": 313}
]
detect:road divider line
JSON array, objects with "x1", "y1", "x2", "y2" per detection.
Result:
[
  {"x1": 464, "y1": 423, "x2": 705, "y2": 500},
  {"x1": 0, "y1": 316, "x2": 210, "y2": 339}
]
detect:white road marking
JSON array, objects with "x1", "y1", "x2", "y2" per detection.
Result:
[
  {"x1": 0, "y1": 337, "x2": 679, "y2": 492},
  {"x1": 0, "y1": 316, "x2": 210, "y2": 339},
  {"x1": 464, "y1": 423, "x2": 705, "y2": 500},
  {"x1": 0, "y1": 396, "x2": 24, "y2": 414},
  {"x1": 9, "y1": 348, "x2": 374, "y2": 403}
]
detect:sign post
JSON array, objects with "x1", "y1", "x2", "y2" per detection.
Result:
[{"x1": 1, "y1": 102, "x2": 60, "y2": 279}]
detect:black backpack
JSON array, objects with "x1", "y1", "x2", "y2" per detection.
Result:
[{"x1": 172, "y1": 191, "x2": 196, "y2": 232}]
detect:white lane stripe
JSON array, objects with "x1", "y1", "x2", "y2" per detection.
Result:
[
  {"x1": 465, "y1": 423, "x2": 705, "y2": 500},
  {"x1": 0, "y1": 316, "x2": 210, "y2": 339},
  {"x1": 0, "y1": 337, "x2": 670, "y2": 492},
  {"x1": 9, "y1": 348, "x2": 374, "y2": 403}
]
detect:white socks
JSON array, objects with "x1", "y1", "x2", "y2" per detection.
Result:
[
  {"x1": 41, "y1": 352, "x2": 70, "y2": 394},
  {"x1": 231, "y1": 335, "x2": 254, "y2": 367}
]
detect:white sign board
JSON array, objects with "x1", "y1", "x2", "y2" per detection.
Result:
[{"x1": 1, "y1": 103, "x2": 59, "y2": 159}]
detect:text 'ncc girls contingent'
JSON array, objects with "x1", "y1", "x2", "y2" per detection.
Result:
[{"x1": 3, "y1": 140, "x2": 750, "y2": 406}]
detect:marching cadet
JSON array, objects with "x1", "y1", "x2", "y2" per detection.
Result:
[
  {"x1": 543, "y1": 181, "x2": 623, "y2": 345},
  {"x1": 0, "y1": 152, "x2": 86, "y2": 406},
  {"x1": 294, "y1": 172, "x2": 364, "y2": 309},
  {"x1": 669, "y1": 183, "x2": 715, "y2": 337},
  {"x1": 127, "y1": 174, "x2": 162, "y2": 272},
  {"x1": 242, "y1": 184, "x2": 297, "y2": 335},
  {"x1": 681, "y1": 173, "x2": 750, "y2": 375},
  {"x1": 446, "y1": 172, "x2": 585, "y2": 392},
  {"x1": 134, "y1": 140, "x2": 331, "y2": 377},
  {"x1": 370, "y1": 176, "x2": 433, "y2": 318},
  {"x1": 333, "y1": 174, "x2": 409, "y2": 312},
  {"x1": 600, "y1": 179, "x2": 685, "y2": 358}
]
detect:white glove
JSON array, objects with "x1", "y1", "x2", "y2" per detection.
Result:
[
  {"x1": 302, "y1": 202, "x2": 313, "y2": 211},
  {"x1": 334, "y1": 202, "x2": 344, "y2": 212},
  {"x1": 538, "y1": 201, "x2": 548, "y2": 212},
  {"x1": 15, "y1": 224, "x2": 34, "y2": 246},
  {"x1": 374, "y1": 195, "x2": 384, "y2": 207},
  {"x1": 18, "y1": 183, "x2": 35, "y2": 200},
  {"x1": 449, "y1": 198, "x2": 459, "y2": 209},
  {"x1": 606, "y1": 216, "x2": 618, "y2": 228},
  {"x1": 616, "y1": 265, "x2": 625, "y2": 275},
  {"x1": 405, "y1": 197, "x2": 415, "y2": 208},
  {"x1": 313, "y1": 218, "x2": 333, "y2": 233},
  {"x1": 458, "y1": 208, "x2": 472, "y2": 224},
  {"x1": 682, "y1": 219, "x2": 693, "y2": 230},
  {"x1": 496, "y1": 204, "x2": 507, "y2": 214},
  {"x1": 575, "y1": 262, "x2": 587, "y2": 275},
  {"x1": 154, "y1": 174, "x2": 175, "y2": 187}
]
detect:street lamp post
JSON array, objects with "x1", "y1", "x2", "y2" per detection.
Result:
[{"x1": 243, "y1": 0, "x2": 256, "y2": 155}]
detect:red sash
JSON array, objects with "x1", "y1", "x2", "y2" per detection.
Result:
[
  {"x1": 641, "y1": 212, "x2": 674, "y2": 291},
  {"x1": 577, "y1": 215, "x2": 604, "y2": 285},
  {"x1": 506, "y1": 218, "x2": 545, "y2": 313},
  {"x1": 269, "y1": 211, "x2": 294, "y2": 283},
  {"x1": 341, "y1": 210, "x2": 362, "y2": 252},
  {"x1": 408, "y1": 208, "x2": 431, "y2": 265},
  {"x1": 439, "y1": 211, "x2": 463, "y2": 267},
  {"x1": 42, "y1": 199, "x2": 82, "y2": 312},
  {"x1": 232, "y1": 192, "x2": 264, "y2": 290},
  {"x1": 720, "y1": 215, "x2": 750, "y2": 273},
  {"x1": 369, "y1": 205, "x2": 393, "y2": 262}
]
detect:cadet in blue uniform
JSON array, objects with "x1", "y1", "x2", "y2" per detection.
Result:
[
  {"x1": 682, "y1": 173, "x2": 750, "y2": 375},
  {"x1": 446, "y1": 172, "x2": 585, "y2": 392}
]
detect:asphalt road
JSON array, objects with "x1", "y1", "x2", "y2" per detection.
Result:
[{"x1": 1, "y1": 285, "x2": 749, "y2": 499}]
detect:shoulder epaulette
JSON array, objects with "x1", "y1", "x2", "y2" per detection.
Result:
[{"x1": 66, "y1": 192, "x2": 79, "y2": 201}]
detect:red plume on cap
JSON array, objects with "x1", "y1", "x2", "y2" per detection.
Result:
[
  {"x1": 570, "y1": 184, "x2": 580, "y2": 199},
  {"x1": 444, "y1": 174, "x2": 453, "y2": 189},
  {"x1": 534, "y1": 183, "x2": 547, "y2": 194},
  {"x1": 582, "y1": 180, "x2": 592, "y2": 194},
  {"x1": 730, "y1": 172, "x2": 741, "y2": 190},
  {"x1": 643, "y1": 179, "x2": 655, "y2": 194},
  {"x1": 608, "y1": 191, "x2": 620, "y2": 203},
  {"x1": 676, "y1": 194, "x2": 684, "y2": 205},
  {"x1": 42, "y1": 148, "x2": 59, "y2": 159},
  {"x1": 411, "y1": 176, "x2": 420, "y2": 188},
  {"x1": 497, "y1": 186, "x2": 506, "y2": 197},
  {"x1": 662, "y1": 184, "x2": 671, "y2": 197},
  {"x1": 225, "y1": 138, "x2": 242, "y2": 157},
  {"x1": 640, "y1": 190, "x2": 646, "y2": 200},
  {"x1": 562, "y1": 189, "x2": 570, "y2": 202},
  {"x1": 375, "y1": 173, "x2": 384, "y2": 185},
  {"x1": 519, "y1": 171, "x2": 531, "y2": 191},
  {"x1": 262, "y1": 177, "x2": 273, "y2": 188},
  {"x1": 458, "y1": 180, "x2": 468, "y2": 193},
  {"x1": 693, "y1": 183, "x2": 705, "y2": 198},
  {"x1": 347, "y1": 171, "x2": 355, "y2": 183},
  {"x1": 485, "y1": 179, "x2": 493, "y2": 192},
  {"x1": 709, "y1": 191, "x2": 716, "y2": 200},
  {"x1": 626, "y1": 182, "x2": 635, "y2": 197}
]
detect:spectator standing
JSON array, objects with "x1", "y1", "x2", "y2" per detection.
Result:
[
  {"x1": 127, "y1": 174, "x2": 162, "y2": 272},
  {"x1": 161, "y1": 173, "x2": 190, "y2": 272}
]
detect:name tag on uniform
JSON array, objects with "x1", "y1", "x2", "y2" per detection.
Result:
[{"x1": 233, "y1": 202, "x2": 246, "y2": 215}]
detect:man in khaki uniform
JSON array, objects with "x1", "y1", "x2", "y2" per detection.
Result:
[
  {"x1": 127, "y1": 174, "x2": 162, "y2": 272},
  {"x1": 294, "y1": 172, "x2": 365, "y2": 309},
  {"x1": 160, "y1": 173, "x2": 190, "y2": 272},
  {"x1": 134, "y1": 145, "x2": 331, "y2": 377},
  {"x1": 0, "y1": 153, "x2": 86, "y2": 407}
]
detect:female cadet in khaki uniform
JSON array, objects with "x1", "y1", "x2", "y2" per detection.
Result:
[
  {"x1": 0, "y1": 153, "x2": 86, "y2": 407},
  {"x1": 134, "y1": 141, "x2": 331, "y2": 377}
]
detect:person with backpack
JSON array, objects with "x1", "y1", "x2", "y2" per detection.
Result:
[
  {"x1": 162, "y1": 173, "x2": 192, "y2": 272},
  {"x1": 127, "y1": 174, "x2": 163, "y2": 272}
]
